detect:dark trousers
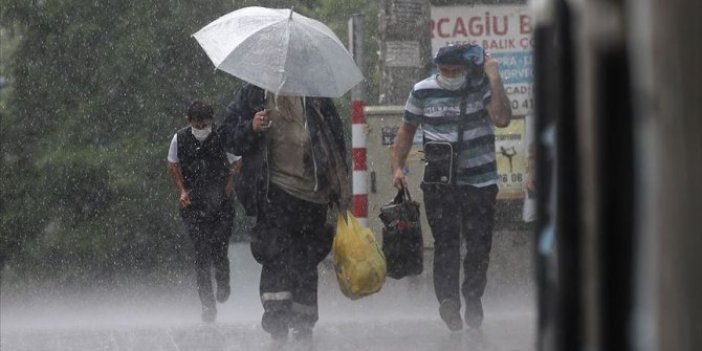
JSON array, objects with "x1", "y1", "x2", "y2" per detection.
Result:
[
  {"x1": 422, "y1": 184, "x2": 498, "y2": 306},
  {"x1": 252, "y1": 184, "x2": 332, "y2": 331},
  {"x1": 184, "y1": 218, "x2": 232, "y2": 310}
]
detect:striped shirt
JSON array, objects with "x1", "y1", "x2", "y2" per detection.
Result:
[{"x1": 404, "y1": 75, "x2": 497, "y2": 187}]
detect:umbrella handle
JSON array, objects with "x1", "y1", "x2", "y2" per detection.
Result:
[{"x1": 289, "y1": 7, "x2": 294, "y2": 20}]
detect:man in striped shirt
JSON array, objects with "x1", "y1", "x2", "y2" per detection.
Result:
[{"x1": 391, "y1": 44, "x2": 512, "y2": 331}]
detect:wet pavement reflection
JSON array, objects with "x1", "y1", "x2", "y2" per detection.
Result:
[{"x1": 1, "y1": 230, "x2": 535, "y2": 351}]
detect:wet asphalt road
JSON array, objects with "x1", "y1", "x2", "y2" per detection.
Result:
[{"x1": 1, "y1": 230, "x2": 535, "y2": 351}]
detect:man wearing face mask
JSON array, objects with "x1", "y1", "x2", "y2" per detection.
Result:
[
  {"x1": 167, "y1": 100, "x2": 241, "y2": 323},
  {"x1": 391, "y1": 44, "x2": 511, "y2": 331}
]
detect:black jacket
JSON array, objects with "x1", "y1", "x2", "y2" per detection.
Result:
[
  {"x1": 177, "y1": 127, "x2": 232, "y2": 223},
  {"x1": 219, "y1": 84, "x2": 348, "y2": 216}
]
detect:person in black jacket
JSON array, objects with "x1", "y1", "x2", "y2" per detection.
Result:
[
  {"x1": 220, "y1": 84, "x2": 351, "y2": 341},
  {"x1": 167, "y1": 101, "x2": 241, "y2": 323}
]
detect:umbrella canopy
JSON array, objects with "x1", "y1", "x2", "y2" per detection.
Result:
[{"x1": 193, "y1": 6, "x2": 363, "y2": 97}]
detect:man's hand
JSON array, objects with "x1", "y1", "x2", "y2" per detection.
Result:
[
  {"x1": 391, "y1": 122, "x2": 418, "y2": 190},
  {"x1": 393, "y1": 168, "x2": 408, "y2": 190},
  {"x1": 484, "y1": 53, "x2": 501, "y2": 81},
  {"x1": 179, "y1": 191, "x2": 191, "y2": 208},
  {"x1": 252, "y1": 109, "x2": 271, "y2": 133},
  {"x1": 229, "y1": 159, "x2": 243, "y2": 175},
  {"x1": 168, "y1": 162, "x2": 191, "y2": 208}
]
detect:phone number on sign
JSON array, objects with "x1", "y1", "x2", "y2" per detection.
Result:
[
  {"x1": 510, "y1": 98, "x2": 534, "y2": 111},
  {"x1": 500, "y1": 173, "x2": 524, "y2": 184}
]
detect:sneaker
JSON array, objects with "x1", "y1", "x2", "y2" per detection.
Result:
[
  {"x1": 216, "y1": 284, "x2": 230, "y2": 303},
  {"x1": 439, "y1": 299, "x2": 463, "y2": 331},
  {"x1": 464, "y1": 298, "x2": 484, "y2": 328},
  {"x1": 201, "y1": 305, "x2": 217, "y2": 323},
  {"x1": 270, "y1": 328, "x2": 289, "y2": 341},
  {"x1": 291, "y1": 326, "x2": 313, "y2": 341},
  {"x1": 262, "y1": 318, "x2": 289, "y2": 341}
]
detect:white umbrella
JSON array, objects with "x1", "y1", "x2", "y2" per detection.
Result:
[{"x1": 192, "y1": 6, "x2": 363, "y2": 97}]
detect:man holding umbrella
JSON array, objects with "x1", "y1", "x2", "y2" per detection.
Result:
[
  {"x1": 224, "y1": 86, "x2": 350, "y2": 341},
  {"x1": 193, "y1": 7, "x2": 359, "y2": 341}
]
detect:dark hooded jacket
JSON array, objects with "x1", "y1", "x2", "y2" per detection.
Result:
[{"x1": 219, "y1": 84, "x2": 348, "y2": 216}]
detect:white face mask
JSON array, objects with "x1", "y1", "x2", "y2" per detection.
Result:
[
  {"x1": 437, "y1": 74, "x2": 466, "y2": 91},
  {"x1": 191, "y1": 126, "x2": 212, "y2": 142}
]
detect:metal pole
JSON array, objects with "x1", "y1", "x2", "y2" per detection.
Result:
[{"x1": 379, "y1": 0, "x2": 431, "y2": 105}]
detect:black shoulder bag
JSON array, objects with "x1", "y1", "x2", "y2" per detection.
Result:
[{"x1": 422, "y1": 95, "x2": 468, "y2": 186}]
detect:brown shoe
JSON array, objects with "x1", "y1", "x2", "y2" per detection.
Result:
[
  {"x1": 262, "y1": 317, "x2": 289, "y2": 341},
  {"x1": 216, "y1": 284, "x2": 230, "y2": 303},
  {"x1": 201, "y1": 305, "x2": 217, "y2": 323},
  {"x1": 464, "y1": 298, "x2": 484, "y2": 328},
  {"x1": 292, "y1": 326, "x2": 313, "y2": 341},
  {"x1": 439, "y1": 299, "x2": 463, "y2": 331}
]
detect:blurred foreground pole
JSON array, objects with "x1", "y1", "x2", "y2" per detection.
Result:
[
  {"x1": 543, "y1": 0, "x2": 702, "y2": 350},
  {"x1": 378, "y1": 0, "x2": 432, "y2": 104},
  {"x1": 633, "y1": 0, "x2": 702, "y2": 350},
  {"x1": 349, "y1": 14, "x2": 368, "y2": 227}
]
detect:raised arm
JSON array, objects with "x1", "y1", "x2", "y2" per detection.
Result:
[
  {"x1": 220, "y1": 84, "x2": 266, "y2": 156},
  {"x1": 484, "y1": 55, "x2": 512, "y2": 128}
]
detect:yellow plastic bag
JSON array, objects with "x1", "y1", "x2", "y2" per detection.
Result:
[{"x1": 332, "y1": 211, "x2": 387, "y2": 300}]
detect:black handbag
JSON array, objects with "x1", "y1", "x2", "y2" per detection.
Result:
[{"x1": 379, "y1": 187, "x2": 424, "y2": 279}]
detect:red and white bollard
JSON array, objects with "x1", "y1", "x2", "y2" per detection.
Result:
[
  {"x1": 348, "y1": 14, "x2": 368, "y2": 227},
  {"x1": 351, "y1": 100, "x2": 368, "y2": 227}
]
